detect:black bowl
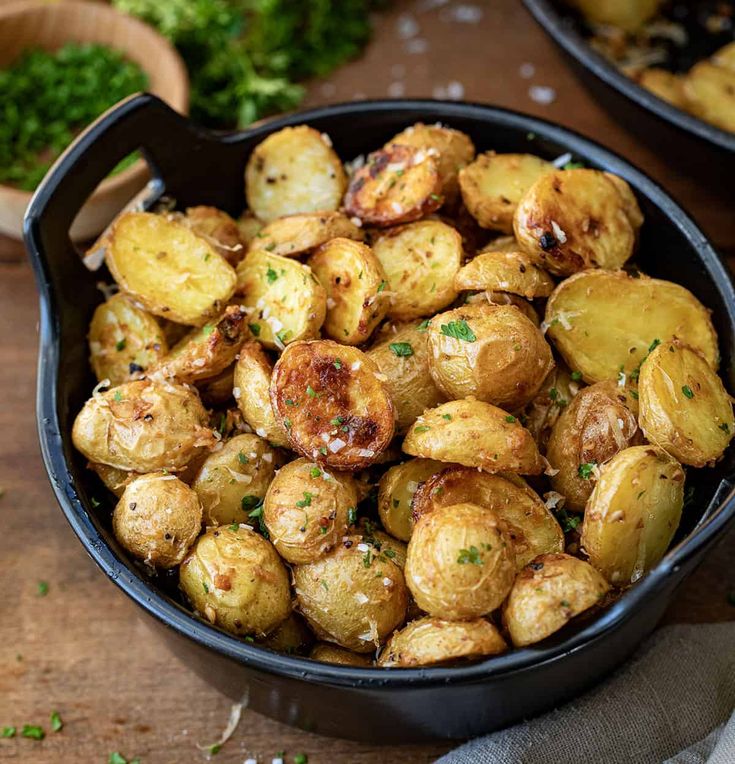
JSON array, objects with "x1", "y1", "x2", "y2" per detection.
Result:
[{"x1": 23, "y1": 94, "x2": 735, "y2": 743}]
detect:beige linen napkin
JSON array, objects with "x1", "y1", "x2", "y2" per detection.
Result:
[{"x1": 438, "y1": 622, "x2": 735, "y2": 764}]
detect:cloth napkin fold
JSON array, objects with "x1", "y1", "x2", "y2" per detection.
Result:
[{"x1": 439, "y1": 622, "x2": 735, "y2": 764}]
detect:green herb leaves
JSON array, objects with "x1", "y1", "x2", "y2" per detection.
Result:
[
  {"x1": 440, "y1": 319, "x2": 476, "y2": 342},
  {"x1": 389, "y1": 342, "x2": 413, "y2": 357},
  {"x1": 457, "y1": 546, "x2": 483, "y2": 565},
  {"x1": 578, "y1": 462, "x2": 596, "y2": 480}
]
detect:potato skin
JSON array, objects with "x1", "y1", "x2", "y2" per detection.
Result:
[
  {"x1": 638, "y1": 342, "x2": 734, "y2": 467},
  {"x1": 581, "y1": 446, "x2": 685, "y2": 584},
  {"x1": 546, "y1": 381, "x2": 641, "y2": 511},
  {"x1": 455, "y1": 249, "x2": 555, "y2": 299},
  {"x1": 638, "y1": 69, "x2": 687, "y2": 110},
  {"x1": 503, "y1": 553, "x2": 610, "y2": 647},
  {"x1": 310, "y1": 643, "x2": 373, "y2": 666},
  {"x1": 378, "y1": 617, "x2": 506, "y2": 667},
  {"x1": 89, "y1": 462, "x2": 139, "y2": 497},
  {"x1": 258, "y1": 612, "x2": 314, "y2": 655},
  {"x1": 522, "y1": 365, "x2": 580, "y2": 451},
  {"x1": 405, "y1": 502, "x2": 516, "y2": 619},
  {"x1": 113, "y1": 473, "x2": 202, "y2": 568},
  {"x1": 183, "y1": 206, "x2": 245, "y2": 266},
  {"x1": 271, "y1": 341, "x2": 395, "y2": 470},
  {"x1": 403, "y1": 399, "x2": 545, "y2": 474},
  {"x1": 72, "y1": 379, "x2": 216, "y2": 473},
  {"x1": 293, "y1": 535, "x2": 408, "y2": 652},
  {"x1": 570, "y1": 0, "x2": 662, "y2": 31},
  {"x1": 180, "y1": 525, "x2": 291, "y2": 637},
  {"x1": 683, "y1": 62, "x2": 735, "y2": 133},
  {"x1": 427, "y1": 304, "x2": 554, "y2": 410}
]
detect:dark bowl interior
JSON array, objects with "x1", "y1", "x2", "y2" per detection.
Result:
[{"x1": 22, "y1": 95, "x2": 735, "y2": 741}]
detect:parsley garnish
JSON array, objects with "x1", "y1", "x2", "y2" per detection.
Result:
[
  {"x1": 430, "y1": 193, "x2": 441, "y2": 201},
  {"x1": 333, "y1": 359, "x2": 342, "y2": 369},
  {"x1": 228, "y1": 523, "x2": 239, "y2": 531},
  {"x1": 294, "y1": 754, "x2": 308, "y2": 764},
  {"x1": 414, "y1": 425, "x2": 430, "y2": 433},
  {"x1": 389, "y1": 342, "x2": 413, "y2": 357},
  {"x1": 505, "y1": 415, "x2": 516, "y2": 423},
  {"x1": 241, "y1": 495, "x2": 261, "y2": 511},
  {"x1": 113, "y1": 390, "x2": 123, "y2": 402},
  {"x1": 37, "y1": 580, "x2": 49, "y2": 597},
  {"x1": 237, "y1": 451, "x2": 249, "y2": 465},
  {"x1": 442, "y1": 414, "x2": 452, "y2": 421},
  {"x1": 457, "y1": 546, "x2": 483, "y2": 565},
  {"x1": 347, "y1": 507, "x2": 357, "y2": 525},
  {"x1": 266, "y1": 267, "x2": 278, "y2": 283},
  {"x1": 377, "y1": 280, "x2": 387, "y2": 293},
  {"x1": 50, "y1": 711, "x2": 63, "y2": 733},
  {"x1": 284, "y1": 417, "x2": 292, "y2": 430},
  {"x1": 440, "y1": 319, "x2": 476, "y2": 342},
  {"x1": 330, "y1": 416, "x2": 344, "y2": 426},
  {"x1": 571, "y1": 371, "x2": 582, "y2": 381},
  {"x1": 21, "y1": 725, "x2": 45, "y2": 740},
  {"x1": 553, "y1": 508, "x2": 581, "y2": 533},
  {"x1": 362, "y1": 549, "x2": 373, "y2": 567},
  {"x1": 306, "y1": 385, "x2": 317, "y2": 398},
  {"x1": 1, "y1": 727, "x2": 16, "y2": 738},
  {"x1": 578, "y1": 462, "x2": 596, "y2": 480},
  {"x1": 276, "y1": 328, "x2": 292, "y2": 344},
  {"x1": 202, "y1": 580, "x2": 209, "y2": 593},
  {"x1": 682, "y1": 385, "x2": 694, "y2": 399},
  {"x1": 310, "y1": 467, "x2": 322, "y2": 478},
  {"x1": 562, "y1": 161, "x2": 585, "y2": 170},
  {"x1": 248, "y1": 322, "x2": 261, "y2": 336},
  {"x1": 417, "y1": 319, "x2": 430, "y2": 332},
  {"x1": 296, "y1": 492, "x2": 313, "y2": 508},
  {"x1": 202, "y1": 324, "x2": 215, "y2": 336},
  {"x1": 115, "y1": 338, "x2": 126, "y2": 352}
]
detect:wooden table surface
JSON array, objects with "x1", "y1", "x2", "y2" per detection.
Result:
[{"x1": 1, "y1": 1, "x2": 734, "y2": 762}]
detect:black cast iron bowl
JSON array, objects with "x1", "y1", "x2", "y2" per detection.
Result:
[
  {"x1": 523, "y1": 0, "x2": 735, "y2": 185},
  {"x1": 23, "y1": 94, "x2": 735, "y2": 743}
]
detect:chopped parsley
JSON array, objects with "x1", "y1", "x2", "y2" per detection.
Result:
[
  {"x1": 347, "y1": 507, "x2": 357, "y2": 525},
  {"x1": 237, "y1": 451, "x2": 249, "y2": 465},
  {"x1": 37, "y1": 580, "x2": 49, "y2": 597},
  {"x1": 276, "y1": 328, "x2": 292, "y2": 344},
  {"x1": 417, "y1": 319, "x2": 430, "y2": 332},
  {"x1": 377, "y1": 280, "x2": 387, "y2": 293},
  {"x1": 241, "y1": 495, "x2": 262, "y2": 511},
  {"x1": 248, "y1": 322, "x2": 261, "y2": 336},
  {"x1": 571, "y1": 371, "x2": 582, "y2": 381},
  {"x1": 429, "y1": 193, "x2": 441, "y2": 201},
  {"x1": 21, "y1": 725, "x2": 45, "y2": 740},
  {"x1": 578, "y1": 462, "x2": 596, "y2": 480},
  {"x1": 440, "y1": 319, "x2": 476, "y2": 342},
  {"x1": 553, "y1": 508, "x2": 581, "y2": 533},
  {"x1": 719, "y1": 422, "x2": 730, "y2": 433},
  {"x1": 296, "y1": 492, "x2": 313, "y2": 508},
  {"x1": 330, "y1": 416, "x2": 345, "y2": 426},
  {"x1": 319, "y1": 446, "x2": 327, "y2": 456},
  {"x1": 1, "y1": 727, "x2": 16, "y2": 738},
  {"x1": 457, "y1": 546, "x2": 483, "y2": 565},
  {"x1": 285, "y1": 398, "x2": 298, "y2": 407},
  {"x1": 682, "y1": 385, "x2": 694, "y2": 399},
  {"x1": 266, "y1": 267, "x2": 278, "y2": 283},
  {"x1": 389, "y1": 342, "x2": 413, "y2": 357},
  {"x1": 414, "y1": 425, "x2": 431, "y2": 433},
  {"x1": 310, "y1": 466, "x2": 322, "y2": 478},
  {"x1": 306, "y1": 385, "x2": 317, "y2": 398},
  {"x1": 442, "y1": 414, "x2": 452, "y2": 421},
  {"x1": 563, "y1": 160, "x2": 585, "y2": 170},
  {"x1": 505, "y1": 415, "x2": 516, "y2": 423},
  {"x1": 113, "y1": 390, "x2": 123, "y2": 402},
  {"x1": 202, "y1": 580, "x2": 209, "y2": 593},
  {"x1": 108, "y1": 753, "x2": 140, "y2": 764},
  {"x1": 333, "y1": 359, "x2": 342, "y2": 369},
  {"x1": 115, "y1": 338, "x2": 126, "y2": 352},
  {"x1": 202, "y1": 324, "x2": 215, "y2": 336},
  {"x1": 207, "y1": 743, "x2": 222, "y2": 755},
  {"x1": 50, "y1": 711, "x2": 63, "y2": 733},
  {"x1": 284, "y1": 417, "x2": 292, "y2": 430},
  {"x1": 294, "y1": 754, "x2": 308, "y2": 764},
  {"x1": 362, "y1": 549, "x2": 373, "y2": 568},
  {"x1": 228, "y1": 523, "x2": 239, "y2": 531}
]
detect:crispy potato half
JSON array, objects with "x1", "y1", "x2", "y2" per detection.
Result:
[
  {"x1": 235, "y1": 250, "x2": 326, "y2": 350},
  {"x1": 581, "y1": 445, "x2": 685, "y2": 584},
  {"x1": 258, "y1": 612, "x2": 314, "y2": 656},
  {"x1": 514, "y1": 169, "x2": 639, "y2": 276},
  {"x1": 245, "y1": 126, "x2": 346, "y2": 222},
  {"x1": 106, "y1": 212, "x2": 237, "y2": 326},
  {"x1": 403, "y1": 400, "x2": 545, "y2": 474},
  {"x1": 545, "y1": 270, "x2": 718, "y2": 383},
  {"x1": 344, "y1": 144, "x2": 443, "y2": 226},
  {"x1": 503, "y1": 553, "x2": 610, "y2": 647},
  {"x1": 379, "y1": 617, "x2": 506, "y2": 668},
  {"x1": 236, "y1": 212, "x2": 264, "y2": 247},
  {"x1": 89, "y1": 462, "x2": 139, "y2": 497},
  {"x1": 683, "y1": 62, "x2": 735, "y2": 133},
  {"x1": 412, "y1": 467, "x2": 564, "y2": 567},
  {"x1": 271, "y1": 341, "x2": 395, "y2": 470},
  {"x1": 459, "y1": 152, "x2": 555, "y2": 233},
  {"x1": 371, "y1": 220, "x2": 463, "y2": 321},
  {"x1": 522, "y1": 365, "x2": 580, "y2": 451},
  {"x1": 455, "y1": 249, "x2": 555, "y2": 299},
  {"x1": 88, "y1": 293, "x2": 168, "y2": 385},
  {"x1": 568, "y1": 0, "x2": 662, "y2": 32},
  {"x1": 182, "y1": 206, "x2": 244, "y2": 266},
  {"x1": 307, "y1": 238, "x2": 389, "y2": 345},
  {"x1": 638, "y1": 341, "x2": 734, "y2": 467},
  {"x1": 638, "y1": 69, "x2": 687, "y2": 110},
  {"x1": 310, "y1": 643, "x2": 373, "y2": 666}
]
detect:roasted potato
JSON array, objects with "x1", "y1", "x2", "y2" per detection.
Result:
[
  {"x1": 638, "y1": 341, "x2": 734, "y2": 467},
  {"x1": 196, "y1": 365, "x2": 236, "y2": 407},
  {"x1": 72, "y1": 379, "x2": 216, "y2": 473},
  {"x1": 379, "y1": 617, "x2": 506, "y2": 668},
  {"x1": 522, "y1": 365, "x2": 580, "y2": 450},
  {"x1": 459, "y1": 152, "x2": 555, "y2": 233},
  {"x1": 405, "y1": 502, "x2": 516, "y2": 619},
  {"x1": 544, "y1": 270, "x2": 718, "y2": 383},
  {"x1": 357, "y1": 520, "x2": 408, "y2": 569},
  {"x1": 88, "y1": 293, "x2": 168, "y2": 385},
  {"x1": 236, "y1": 212, "x2": 264, "y2": 247},
  {"x1": 293, "y1": 535, "x2": 408, "y2": 652},
  {"x1": 182, "y1": 206, "x2": 244, "y2": 266},
  {"x1": 191, "y1": 434, "x2": 278, "y2": 527},
  {"x1": 514, "y1": 169, "x2": 640, "y2": 276},
  {"x1": 638, "y1": 69, "x2": 687, "y2": 110},
  {"x1": 713, "y1": 42, "x2": 735, "y2": 72},
  {"x1": 263, "y1": 458, "x2": 357, "y2": 564},
  {"x1": 105, "y1": 212, "x2": 237, "y2": 326},
  {"x1": 478, "y1": 289, "x2": 541, "y2": 327},
  {"x1": 568, "y1": 0, "x2": 662, "y2": 31},
  {"x1": 403, "y1": 399, "x2": 545, "y2": 474},
  {"x1": 245, "y1": 126, "x2": 346, "y2": 222},
  {"x1": 271, "y1": 341, "x2": 395, "y2": 470},
  {"x1": 546, "y1": 380, "x2": 641, "y2": 511},
  {"x1": 581, "y1": 445, "x2": 685, "y2": 584},
  {"x1": 248, "y1": 212, "x2": 364, "y2": 258},
  {"x1": 309, "y1": 643, "x2": 373, "y2": 666},
  {"x1": 258, "y1": 612, "x2": 314, "y2": 655},
  {"x1": 180, "y1": 525, "x2": 291, "y2": 637},
  {"x1": 503, "y1": 553, "x2": 610, "y2": 647},
  {"x1": 683, "y1": 62, "x2": 735, "y2": 133},
  {"x1": 89, "y1": 462, "x2": 139, "y2": 497},
  {"x1": 367, "y1": 321, "x2": 446, "y2": 434},
  {"x1": 454, "y1": 249, "x2": 555, "y2": 299},
  {"x1": 344, "y1": 144, "x2": 443, "y2": 226},
  {"x1": 371, "y1": 221, "x2": 463, "y2": 322},
  {"x1": 307, "y1": 238, "x2": 389, "y2": 345},
  {"x1": 427, "y1": 304, "x2": 554, "y2": 410},
  {"x1": 411, "y1": 467, "x2": 564, "y2": 568},
  {"x1": 235, "y1": 250, "x2": 326, "y2": 350},
  {"x1": 112, "y1": 473, "x2": 202, "y2": 568}
]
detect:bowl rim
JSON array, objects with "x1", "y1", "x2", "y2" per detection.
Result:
[
  {"x1": 30, "y1": 96, "x2": 735, "y2": 688},
  {"x1": 522, "y1": 0, "x2": 735, "y2": 154}
]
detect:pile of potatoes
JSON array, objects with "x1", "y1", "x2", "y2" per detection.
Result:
[{"x1": 72, "y1": 121, "x2": 734, "y2": 668}]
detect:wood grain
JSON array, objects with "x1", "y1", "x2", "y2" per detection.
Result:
[{"x1": 0, "y1": 1, "x2": 733, "y2": 762}]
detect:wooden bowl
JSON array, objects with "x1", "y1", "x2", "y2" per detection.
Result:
[{"x1": 0, "y1": 0, "x2": 189, "y2": 240}]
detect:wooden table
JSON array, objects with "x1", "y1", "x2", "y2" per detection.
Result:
[{"x1": 1, "y1": 1, "x2": 733, "y2": 762}]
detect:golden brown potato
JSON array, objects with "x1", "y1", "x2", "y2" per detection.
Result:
[
  {"x1": 638, "y1": 341, "x2": 734, "y2": 467},
  {"x1": 344, "y1": 144, "x2": 443, "y2": 226},
  {"x1": 72, "y1": 379, "x2": 216, "y2": 473},
  {"x1": 478, "y1": 290, "x2": 541, "y2": 327},
  {"x1": 183, "y1": 206, "x2": 245, "y2": 266},
  {"x1": 357, "y1": 520, "x2": 409, "y2": 570},
  {"x1": 307, "y1": 238, "x2": 389, "y2": 345},
  {"x1": 569, "y1": 0, "x2": 662, "y2": 31},
  {"x1": 112, "y1": 473, "x2": 202, "y2": 568},
  {"x1": 683, "y1": 62, "x2": 735, "y2": 133},
  {"x1": 603, "y1": 172, "x2": 645, "y2": 231},
  {"x1": 236, "y1": 212, "x2": 264, "y2": 247},
  {"x1": 427, "y1": 304, "x2": 554, "y2": 411},
  {"x1": 89, "y1": 462, "x2": 139, "y2": 497},
  {"x1": 367, "y1": 322, "x2": 446, "y2": 434},
  {"x1": 713, "y1": 41, "x2": 735, "y2": 72},
  {"x1": 544, "y1": 270, "x2": 718, "y2": 383},
  {"x1": 371, "y1": 220, "x2": 463, "y2": 321},
  {"x1": 196, "y1": 365, "x2": 235, "y2": 407},
  {"x1": 271, "y1": 341, "x2": 395, "y2": 470},
  {"x1": 235, "y1": 250, "x2": 327, "y2": 350},
  {"x1": 293, "y1": 535, "x2": 408, "y2": 652},
  {"x1": 514, "y1": 169, "x2": 639, "y2": 276},
  {"x1": 245, "y1": 126, "x2": 346, "y2": 222},
  {"x1": 88, "y1": 293, "x2": 168, "y2": 385},
  {"x1": 378, "y1": 617, "x2": 506, "y2": 667},
  {"x1": 459, "y1": 152, "x2": 555, "y2": 233},
  {"x1": 258, "y1": 612, "x2": 314, "y2": 655},
  {"x1": 546, "y1": 381, "x2": 641, "y2": 511},
  {"x1": 403, "y1": 399, "x2": 545, "y2": 474},
  {"x1": 503, "y1": 553, "x2": 610, "y2": 647},
  {"x1": 411, "y1": 467, "x2": 564, "y2": 568},
  {"x1": 309, "y1": 643, "x2": 373, "y2": 666},
  {"x1": 263, "y1": 458, "x2": 357, "y2": 564},
  {"x1": 638, "y1": 69, "x2": 687, "y2": 110},
  {"x1": 180, "y1": 525, "x2": 291, "y2": 637},
  {"x1": 522, "y1": 365, "x2": 580, "y2": 450},
  {"x1": 405, "y1": 503, "x2": 516, "y2": 619},
  {"x1": 191, "y1": 434, "x2": 278, "y2": 527},
  {"x1": 233, "y1": 341, "x2": 289, "y2": 448},
  {"x1": 454, "y1": 249, "x2": 555, "y2": 299},
  {"x1": 106, "y1": 212, "x2": 237, "y2": 326},
  {"x1": 248, "y1": 212, "x2": 364, "y2": 258},
  {"x1": 581, "y1": 446, "x2": 685, "y2": 584}
]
